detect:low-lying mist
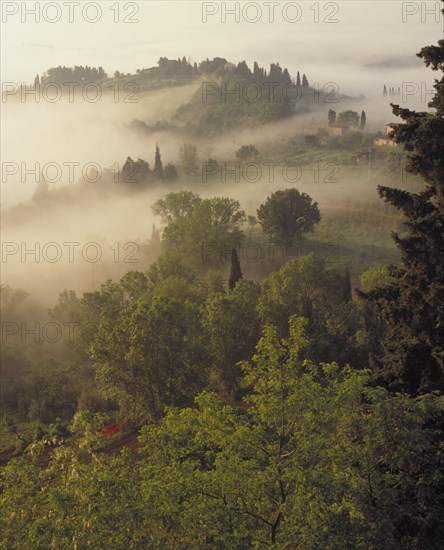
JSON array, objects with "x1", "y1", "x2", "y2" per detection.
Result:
[{"x1": 2, "y1": 78, "x2": 424, "y2": 305}]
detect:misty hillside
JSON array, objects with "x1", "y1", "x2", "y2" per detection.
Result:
[{"x1": 1, "y1": 2, "x2": 444, "y2": 548}]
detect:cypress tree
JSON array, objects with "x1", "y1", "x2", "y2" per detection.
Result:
[
  {"x1": 302, "y1": 74, "x2": 309, "y2": 87},
  {"x1": 343, "y1": 267, "x2": 352, "y2": 302},
  {"x1": 358, "y1": 14, "x2": 444, "y2": 395},
  {"x1": 360, "y1": 110, "x2": 366, "y2": 130},
  {"x1": 228, "y1": 248, "x2": 243, "y2": 290},
  {"x1": 153, "y1": 143, "x2": 164, "y2": 180},
  {"x1": 296, "y1": 71, "x2": 301, "y2": 87}
]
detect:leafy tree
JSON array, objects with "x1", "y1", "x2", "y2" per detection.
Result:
[
  {"x1": 304, "y1": 134, "x2": 319, "y2": 147},
  {"x1": 2, "y1": 320, "x2": 444, "y2": 548},
  {"x1": 135, "y1": 317, "x2": 444, "y2": 547},
  {"x1": 258, "y1": 254, "x2": 367, "y2": 366},
  {"x1": 152, "y1": 190, "x2": 201, "y2": 224},
  {"x1": 235, "y1": 144, "x2": 259, "y2": 161},
  {"x1": 257, "y1": 254, "x2": 340, "y2": 335},
  {"x1": 163, "y1": 162, "x2": 178, "y2": 181},
  {"x1": 360, "y1": 265, "x2": 393, "y2": 291},
  {"x1": 328, "y1": 108, "x2": 336, "y2": 126},
  {"x1": 179, "y1": 143, "x2": 199, "y2": 175},
  {"x1": 203, "y1": 279, "x2": 261, "y2": 396},
  {"x1": 153, "y1": 193, "x2": 246, "y2": 267},
  {"x1": 90, "y1": 291, "x2": 209, "y2": 421},
  {"x1": 337, "y1": 110, "x2": 360, "y2": 128},
  {"x1": 257, "y1": 188, "x2": 320, "y2": 246},
  {"x1": 121, "y1": 156, "x2": 151, "y2": 185}
]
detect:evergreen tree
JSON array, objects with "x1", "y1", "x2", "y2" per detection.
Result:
[
  {"x1": 228, "y1": 248, "x2": 243, "y2": 290},
  {"x1": 153, "y1": 143, "x2": 164, "y2": 180},
  {"x1": 383, "y1": 84, "x2": 387, "y2": 96},
  {"x1": 302, "y1": 74, "x2": 309, "y2": 87},
  {"x1": 343, "y1": 267, "x2": 352, "y2": 302},
  {"x1": 359, "y1": 10, "x2": 444, "y2": 394},
  {"x1": 296, "y1": 71, "x2": 301, "y2": 87},
  {"x1": 360, "y1": 110, "x2": 366, "y2": 130},
  {"x1": 282, "y1": 68, "x2": 291, "y2": 84},
  {"x1": 34, "y1": 74, "x2": 40, "y2": 86}
]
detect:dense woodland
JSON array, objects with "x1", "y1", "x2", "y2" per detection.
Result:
[{"x1": 1, "y1": 10, "x2": 444, "y2": 549}]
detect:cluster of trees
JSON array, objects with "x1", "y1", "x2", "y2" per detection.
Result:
[
  {"x1": 143, "y1": 56, "x2": 309, "y2": 88},
  {"x1": 3, "y1": 326, "x2": 443, "y2": 548},
  {"x1": 383, "y1": 84, "x2": 402, "y2": 97},
  {"x1": 119, "y1": 143, "x2": 178, "y2": 186},
  {"x1": 36, "y1": 65, "x2": 107, "y2": 86},
  {"x1": 151, "y1": 188, "x2": 323, "y2": 266},
  {"x1": 328, "y1": 109, "x2": 366, "y2": 130},
  {"x1": 176, "y1": 60, "x2": 315, "y2": 135},
  {"x1": 233, "y1": 60, "x2": 308, "y2": 89}
]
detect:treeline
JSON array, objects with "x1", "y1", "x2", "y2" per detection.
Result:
[
  {"x1": 36, "y1": 65, "x2": 107, "y2": 86},
  {"x1": 175, "y1": 59, "x2": 313, "y2": 135}
]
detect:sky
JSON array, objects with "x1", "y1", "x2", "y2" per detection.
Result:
[{"x1": 1, "y1": 1, "x2": 442, "y2": 96}]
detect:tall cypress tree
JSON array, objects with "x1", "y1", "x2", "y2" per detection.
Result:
[
  {"x1": 360, "y1": 110, "x2": 366, "y2": 130},
  {"x1": 343, "y1": 267, "x2": 352, "y2": 302},
  {"x1": 296, "y1": 71, "x2": 301, "y2": 87},
  {"x1": 228, "y1": 248, "x2": 243, "y2": 290},
  {"x1": 154, "y1": 143, "x2": 164, "y2": 180},
  {"x1": 302, "y1": 74, "x2": 309, "y2": 87},
  {"x1": 359, "y1": 10, "x2": 444, "y2": 395}
]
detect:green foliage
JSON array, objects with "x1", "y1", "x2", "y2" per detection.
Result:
[
  {"x1": 2, "y1": 319, "x2": 444, "y2": 548},
  {"x1": 153, "y1": 192, "x2": 246, "y2": 267},
  {"x1": 361, "y1": 15, "x2": 444, "y2": 394},
  {"x1": 89, "y1": 270, "x2": 209, "y2": 421},
  {"x1": 179, "y1": 143, "x2": 199, "y2": 175},
  {"x1": 337, "y1": 110, "x2": 360, "y2": 128},
  {"x1": 257, "y1": 254, "x2": 368, "y2": 366},
  {"x1": 163, "y1": 162, "x2": 178, "y2": 180},
  {"x1": 235, "y1": 144, "x2": 259, "y2": 160},
  {"x1": 304, "y1": 134, "x2": 320, "y2": 147},
  {"x1": 152, "y1": 190, "x2": 201, "y2": 224},
  {"x1": 360, "y1": 265, "x2": 393, "y2": 291},
  {"x1": 257, "y1": 188, "x2": 321, "y2": 246},
  {"x1": 203, "y1": 280, "x2": 262, "y2": 396}
]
